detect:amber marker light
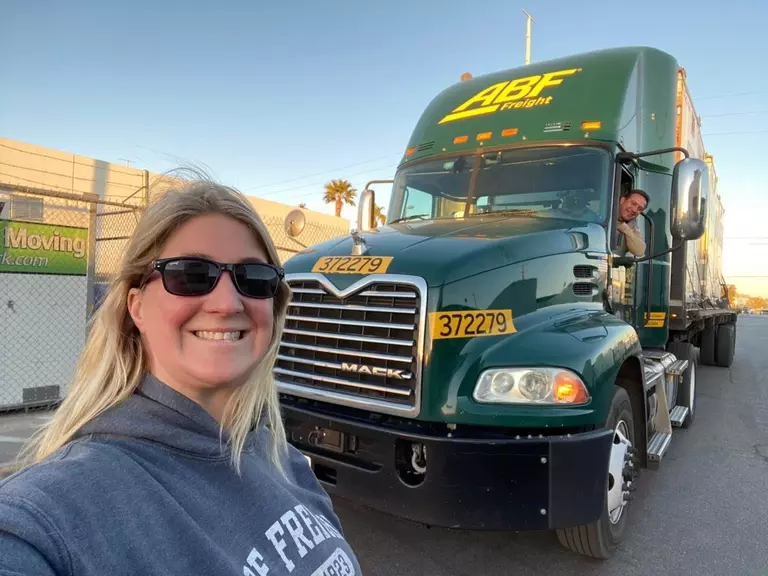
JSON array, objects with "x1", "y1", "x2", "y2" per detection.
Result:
[
  {"x1": 502, "y1": 128, "x2": 519, "y2": 137},
  {"x1": 581, "y1": 121, "x2": 602, "y2": 131},
  {"x1": 476, "y1": 132, "x2": 493, "y2": 141},
  {"x1": 454, "y1": 135, "x2": 469, "y2": 144},
  {"x1": 554, "y1": 371, "x2": 589, "y2": 403}
]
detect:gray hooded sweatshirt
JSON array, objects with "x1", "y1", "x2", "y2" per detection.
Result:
[{"x1": 0, "y1": 374, "x2": 361, "y2": 576}]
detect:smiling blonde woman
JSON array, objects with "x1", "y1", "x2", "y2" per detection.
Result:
[{"x1": 0, "y1": 173, "x2": 361, "y2": 576}]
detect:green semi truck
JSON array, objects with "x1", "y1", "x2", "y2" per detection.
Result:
[{"x1": 276, "y1": 46, "x2": 737, "y2": 559}]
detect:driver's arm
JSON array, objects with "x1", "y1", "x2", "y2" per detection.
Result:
[{"x1": 618, "y1": 222, "x2": 646, "y2": 257}]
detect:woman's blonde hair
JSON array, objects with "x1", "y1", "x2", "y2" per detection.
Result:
[{"x1": 18, "y1": 170, "x2": 291, "y2": 474}]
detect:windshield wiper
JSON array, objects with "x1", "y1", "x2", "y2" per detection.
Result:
[
  {"x1": 469, "y1": 209, "x2": 538, "y2": 217},
  {"x1": 389, "y1": 214, "x2": 431, "y2": 224}
]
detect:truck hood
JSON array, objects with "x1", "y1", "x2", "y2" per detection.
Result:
[{"x1": 284, "y1": 216, "x2": 606, "y2": 287}]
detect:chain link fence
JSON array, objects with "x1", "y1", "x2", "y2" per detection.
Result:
[
  {"x1": 0, "y1": 187, "x2": 142, "y2": 412},
  {"x1": 0, "y1": 185, "x2": 347, "y2": 412},
  {"x1": 263, "y1": 213, "x2": 349, "y2": 264}
]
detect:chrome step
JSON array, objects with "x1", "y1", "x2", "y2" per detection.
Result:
[
  {"x1": 670, "y1": 405, "x2": 689, "y2": 427},
  {"x1": 667, "y1": 359, "x2": 689, "y2": 377},
  {"x1": 647, "y1": 431, "x2": 673, "y2": 469},
  {"x1": 642, "y1": 349, "x2": 674, "y2": 360},
  {"x1": 643, "y1": 365, "x2": 664, "y2": 392}
]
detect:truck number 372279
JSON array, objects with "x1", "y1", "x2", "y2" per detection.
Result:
[{"x1": 429, "y1": 309, "x2": 516, "y2": 340}]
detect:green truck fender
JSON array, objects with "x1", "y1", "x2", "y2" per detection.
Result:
[{"x1": 435, "y1": 307, "x2": 645, "y2": 432}]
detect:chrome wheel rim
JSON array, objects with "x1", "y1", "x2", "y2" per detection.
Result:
[
  {"x1": 688, "y1": 362, "x2": 696, "y2": 418},
  {"x1": 607, "y1": 419, "x2": 632, "y2": 525}
]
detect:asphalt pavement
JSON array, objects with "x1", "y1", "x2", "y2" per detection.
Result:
[
  {"x1": 333, "y1": 315, "x2": 768, "y2": 576},
  {"x1": 1, "y1": 316, "x2": 767, "y2": 575},
  {"x1": 0, "y1": 410, "x2": 52, "y2": 473}
]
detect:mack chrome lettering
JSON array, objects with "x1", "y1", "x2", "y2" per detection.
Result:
[{"x1": 340, "y1": 362, "x2": 411, "y2": 380}]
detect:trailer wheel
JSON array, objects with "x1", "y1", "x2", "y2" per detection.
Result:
[
  {"x1": 715, "y1": 323, "x2": 736, "y2": 368},
  {"x1": 556, "y1": 385, "x2": 635, "y2": 560},
  {"x1": 700, "y1": 325, "x2": 717, "y2": 366},
  {"x1": 668, "y1": 341, "x2": 697, "y2": 428}
]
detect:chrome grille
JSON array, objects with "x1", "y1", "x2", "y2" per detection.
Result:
[{"x1": 275, "y1": 274, "x2": 426, "y2": 417}]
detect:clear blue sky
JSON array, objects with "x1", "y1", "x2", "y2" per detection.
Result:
[{"x1": 1, "y1": 0, "x2": 767, "y2": 295}]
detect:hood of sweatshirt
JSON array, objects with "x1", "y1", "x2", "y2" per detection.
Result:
[{"x1": 75, "y1": 372, "x2": 259, "y2": 459}]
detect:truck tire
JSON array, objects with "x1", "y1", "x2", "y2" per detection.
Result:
[
  {"x1": 556, "y1": 385, "x2": 635, "y2": 559},
  {"x1": 699, "y1": 325, "x2": 717, "y2": 366},
  {"x1": 715, "y1": 323, "x2": 736, "y2": 368},
  {"x1": 668, "y1": 341, "x2": 697, "y2": 428}
]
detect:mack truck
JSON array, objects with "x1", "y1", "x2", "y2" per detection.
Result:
[{"x1": 275, "y1": 46, "x2": 737, "y2": 559}]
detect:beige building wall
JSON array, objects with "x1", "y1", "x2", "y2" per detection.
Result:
[
  {"x1": 0, "y1": 137, "x2": 349, "y2": 269},
  {"x1": 0, "y1": 137, "x2": 150, "y2": 204}
]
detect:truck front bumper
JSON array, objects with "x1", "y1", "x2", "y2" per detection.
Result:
[{"x1": 282, "y1": 403, "x2": 614, "y2": 531}]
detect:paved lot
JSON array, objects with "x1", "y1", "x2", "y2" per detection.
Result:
[
  {"x1": 333, "y1": 316, "x2": 768, "y2": 576},
  {"x1": 2, "y1": 316, "x2": 767, "y2": 575},
  {"x1": 0, "y1": 410, "x2": 52, "y2": 471}
]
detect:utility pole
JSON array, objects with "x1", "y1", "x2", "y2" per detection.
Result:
[{"x1": 522, "y1": 9, "x2": 534, "y2": 65}]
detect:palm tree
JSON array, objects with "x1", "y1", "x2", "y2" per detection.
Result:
[
  {"x1": 323, "y1": 179, "x2": 357, "y2": 217},
  {"x1": 374, "y1": 204, "x2": 386, "y2": 226}
]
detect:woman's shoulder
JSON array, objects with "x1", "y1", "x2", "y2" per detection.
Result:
[
  {"x1": 0, "y1": 440, "x2": 123, "y2": 576},
  {"x1": 0, "y1": 438, "x2": 134, "y2": 506}
]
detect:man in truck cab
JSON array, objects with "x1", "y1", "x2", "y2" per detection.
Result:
[{"x1": 616, "y1": 189, "x2": 649, "y2": 257}]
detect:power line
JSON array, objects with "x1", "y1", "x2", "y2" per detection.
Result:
[
  {"x1": 695, "y1": 89, "x2": 768, "y2": 101},
  {"x1": 0, "y1": 142, "x2": 142, "y2": 178},
  {"x1": 702, "y1": 129, "x2": 768, "y2": 136},
  {"x1": 255, "y1": 162, "x2": 398, "y2": 199},
  {"x1": 240, "y1": 153, "x2": 401, "y2": 192},
  {"x1": 0, "y1": 160, "x2": 140, "y2": 189},
  {"x1": 702, "y1": 110, "x2": 768, "y2": 118}
]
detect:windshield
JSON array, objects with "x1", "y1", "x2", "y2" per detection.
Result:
[{"x1": 388, "y1": 146, "x2": 612, "y2": 225}]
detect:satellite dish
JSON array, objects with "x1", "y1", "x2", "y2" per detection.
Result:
[{"x1": 284, "y1": 208, "x2": 306, "y2": 238}]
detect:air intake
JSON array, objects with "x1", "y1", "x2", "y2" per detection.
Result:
[
  {"x1": 573, "y1": 265, "x2": 596, "y2": 279},
  {"x1": 573, "y1": 282, "x2": 596, "y2": 296}
]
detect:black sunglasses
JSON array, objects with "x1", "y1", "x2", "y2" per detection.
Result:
[{"x1": 146, "y1": 257, "x2": 284, "y2": 299}]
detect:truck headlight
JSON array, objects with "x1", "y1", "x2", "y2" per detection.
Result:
[{"x1": 473, "y1": 368, "x2": 590, "y2": 405}]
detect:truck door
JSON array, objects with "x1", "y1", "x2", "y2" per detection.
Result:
[{"x1": 608, "y1": 166, "x2": 641, "y2": 326}]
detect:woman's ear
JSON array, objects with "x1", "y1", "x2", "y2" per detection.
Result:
[{"x1": 127, "y1": 288, "x2": 144, "y2": 332}]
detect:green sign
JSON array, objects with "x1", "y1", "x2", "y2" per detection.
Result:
[{"x1": 0, "y1": 220, "x2": 88, "y2": 275}]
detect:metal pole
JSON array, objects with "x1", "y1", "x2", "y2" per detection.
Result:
[
  {"x1": 85, "y1": 199, "x2": 98, "y2": 326},
  {"x1": 522, "y1": 9, "x2": 534, "y2": 65},
  {"x1": 143, "y1": 170, "x2": 150, "y2": 206}
]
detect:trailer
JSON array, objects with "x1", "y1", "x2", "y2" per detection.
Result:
[{"x1": 669, "y1": 68, "x2": 735, "y2": 368}]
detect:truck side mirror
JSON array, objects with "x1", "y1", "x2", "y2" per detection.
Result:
[
  {"x1": 670, "y1": 157, "x2": 709, "y2": 241},
  {"x1": 283, "y1": 208, "x2": 308, "y2": 248},
  {"x1": 357, "y1": 188, "x2": 375, "y2": 232}
]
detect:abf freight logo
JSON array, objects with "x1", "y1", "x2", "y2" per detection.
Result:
[
  {"x1": 439, "y1": 68, "x2": 581, "y2": 125},
  {"x1": 0, "y1": 220, "x2": 88, "y2": 275}
]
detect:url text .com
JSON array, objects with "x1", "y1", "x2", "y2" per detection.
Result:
[{"x1": 1, "y1": 253, "x2": 50, "y2": 267}]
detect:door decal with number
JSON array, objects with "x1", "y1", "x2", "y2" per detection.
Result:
[{"x1": 429, "y1": 309, "x2": 516, "y2": 340}]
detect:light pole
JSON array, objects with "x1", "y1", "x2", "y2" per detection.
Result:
[{"x1": 522, "y1": 9, "x2": 534, "y2": 65}]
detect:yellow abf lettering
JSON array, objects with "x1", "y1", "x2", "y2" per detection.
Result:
[{"x1": 438, "y1": 68, "x2": 580, "y2": 124}]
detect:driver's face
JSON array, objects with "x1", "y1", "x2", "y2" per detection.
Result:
[{"x1": 619, "y1": 194, "x2": 647, "y2": 222}]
